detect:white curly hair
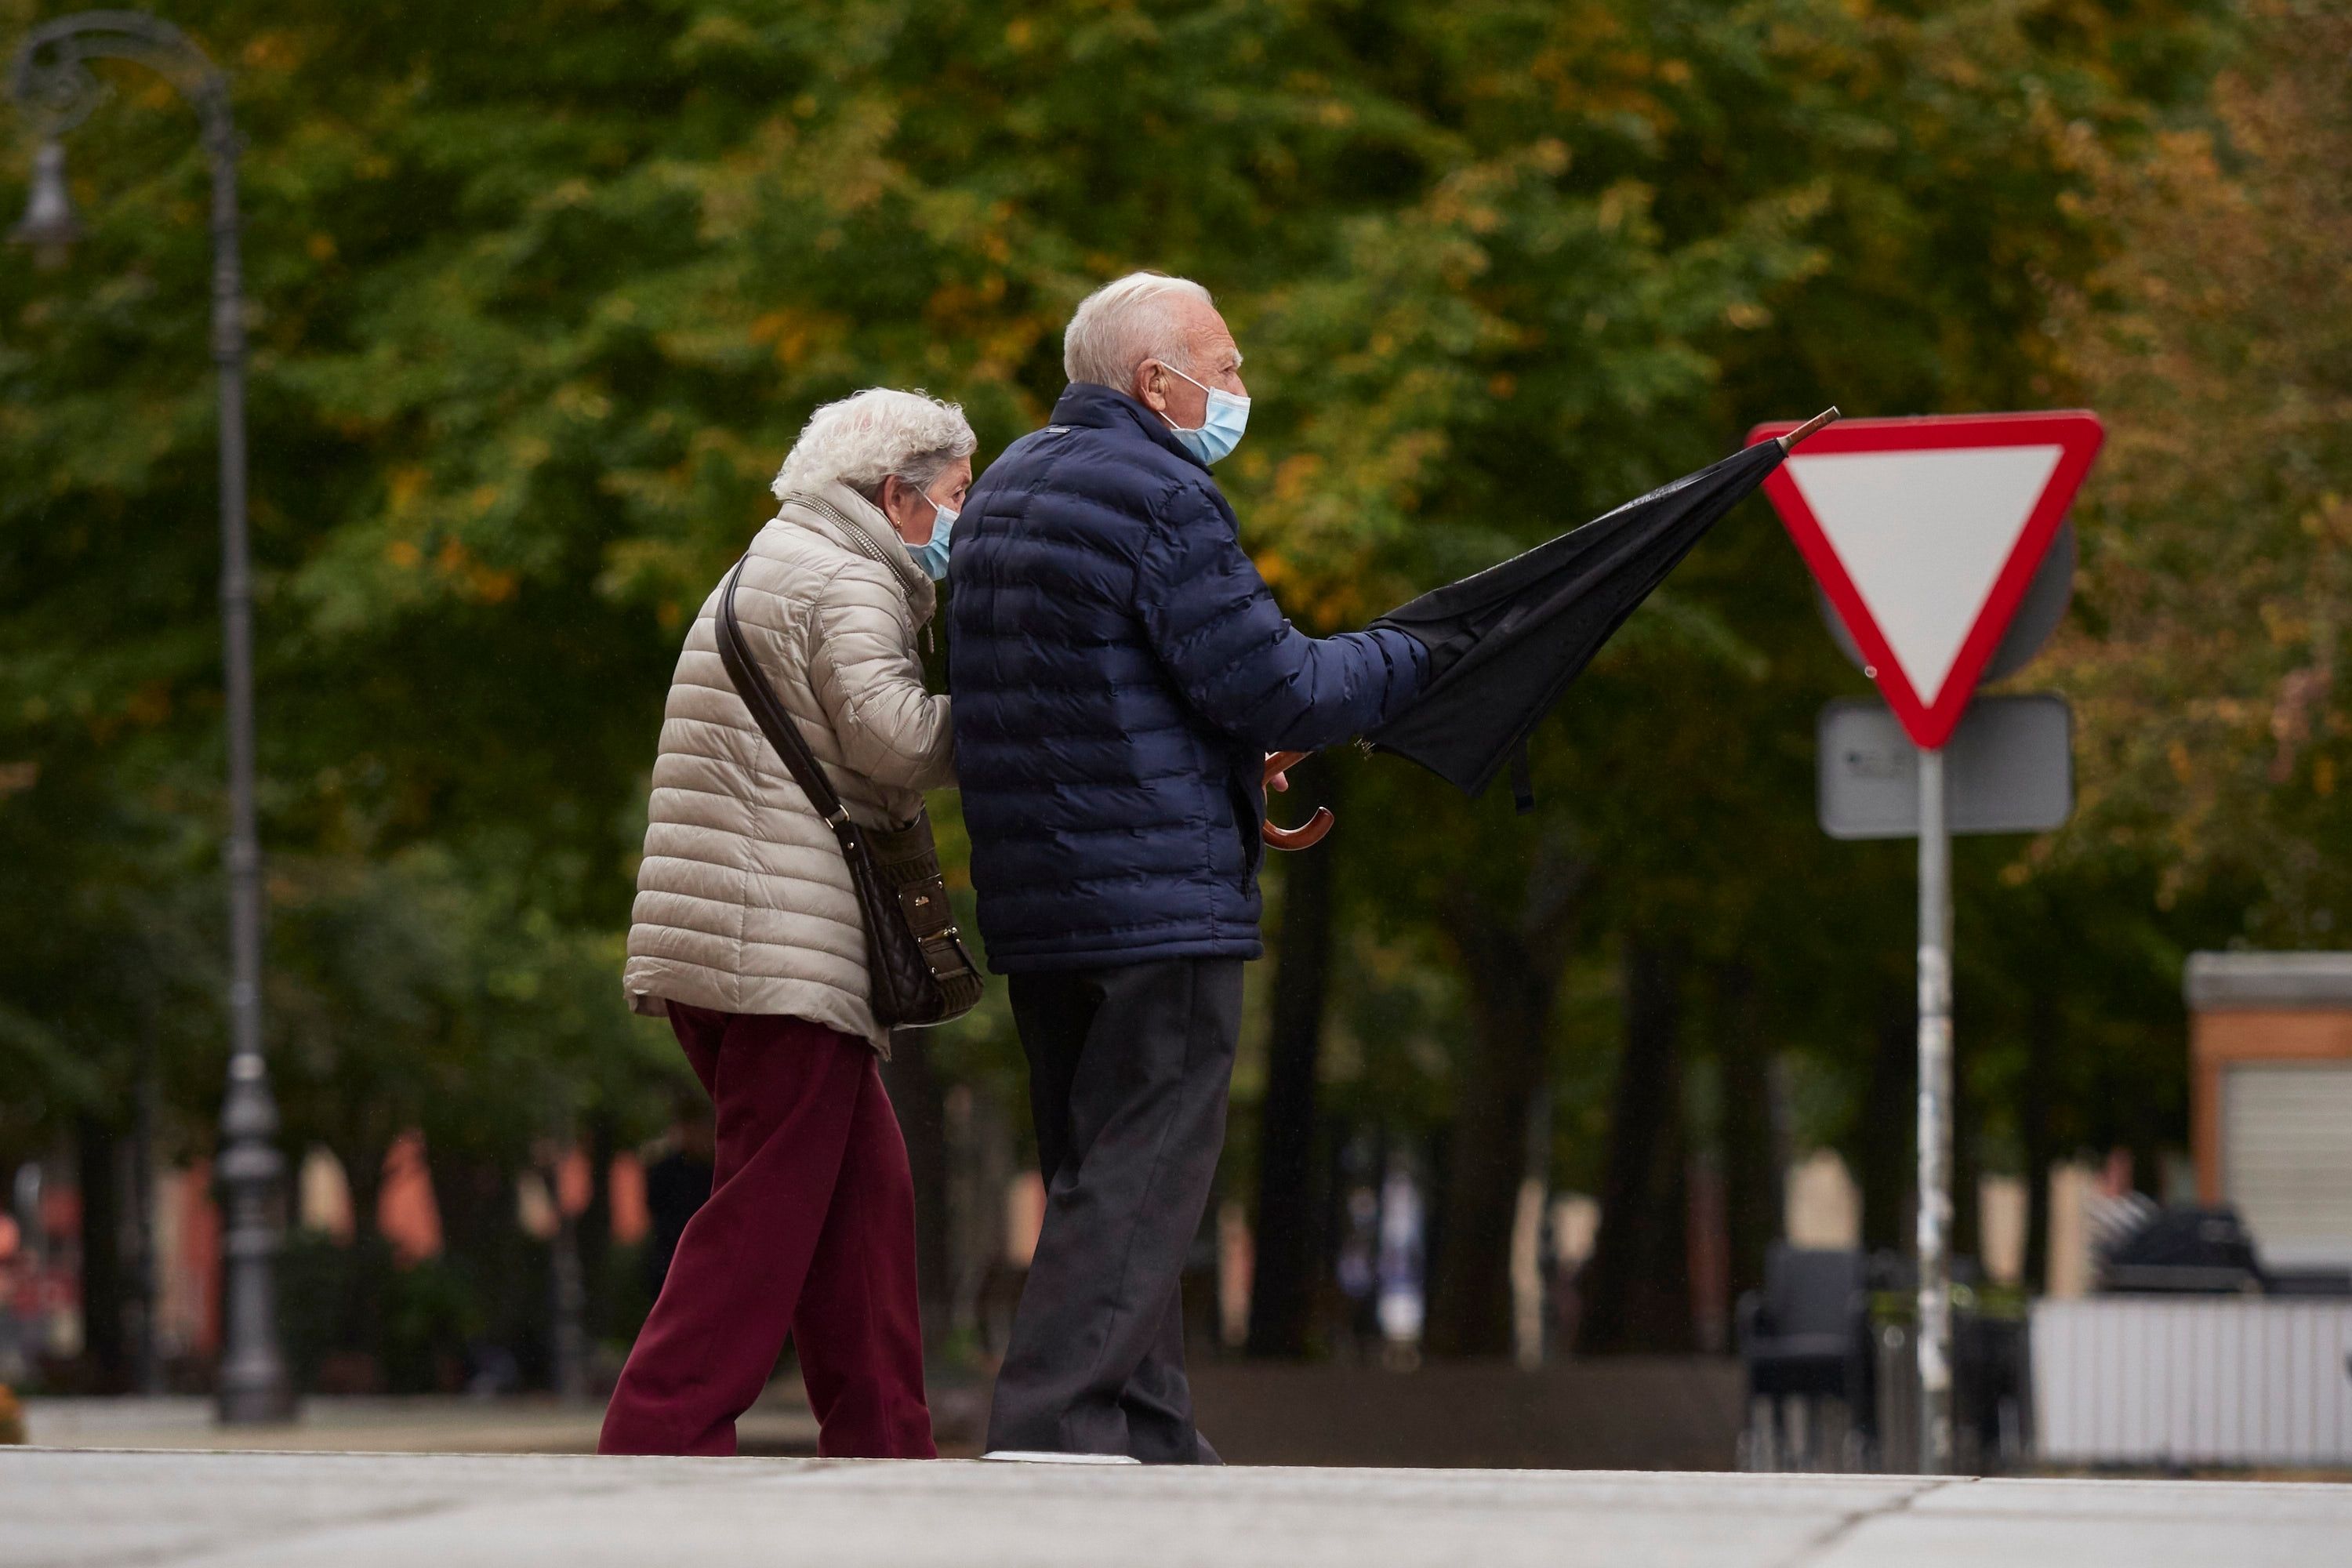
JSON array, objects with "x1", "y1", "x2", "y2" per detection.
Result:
[{"x1": 771, "y1": 387, "x2": 977, "y2": 504}]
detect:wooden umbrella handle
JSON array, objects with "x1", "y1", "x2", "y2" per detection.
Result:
[{"x1": 1261, "y1": 750, "x2": 1334, "y2": 851}]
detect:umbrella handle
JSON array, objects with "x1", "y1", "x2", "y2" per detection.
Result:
[{"x1": 1261, "y1": 750, "x2": 1333, "y2": 851}]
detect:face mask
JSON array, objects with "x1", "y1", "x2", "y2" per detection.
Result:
[
  {"x1": 1157, "y1": 362, "x2": 1250, "y2": 466},
  {"x1": 909, "y1": 492, "x2": 957, "y2": 581}
]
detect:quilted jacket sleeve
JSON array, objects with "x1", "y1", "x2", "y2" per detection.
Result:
[
  {"x1": 805, "y1": 561, "x2": 956, "y2": 792},
  {"x1": 1136, "y1": 480, "x2": 1427, "y2": 755}
]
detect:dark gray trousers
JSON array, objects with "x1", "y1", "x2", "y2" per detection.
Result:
[{"x1": 986, "y1": 956, "x2": 1242, "y2": 1463}]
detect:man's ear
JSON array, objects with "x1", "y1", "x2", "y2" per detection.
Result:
[{"x1": 1134, "y1": 360, "x2": 1169, "y2": 414}]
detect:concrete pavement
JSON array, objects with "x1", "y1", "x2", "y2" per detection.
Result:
[
  {"x1": 15, "y1": 1392, "x2": 824, "y2": 1455},
  {"x1": 5, "y1": 1449, "x2": 2350, "y2": 1567}
]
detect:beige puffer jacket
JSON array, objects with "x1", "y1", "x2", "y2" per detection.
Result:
[{"x1": 622, "y1": 481, "x2": 953, "y2": 1053}]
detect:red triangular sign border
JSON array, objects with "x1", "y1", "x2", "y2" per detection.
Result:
[{"x1": 1747, "y1": 411, "x2": 2104, "y2": 750}]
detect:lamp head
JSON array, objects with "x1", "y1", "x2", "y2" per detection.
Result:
[{"x1": 10, "y1": 141, "x2": 80, "y2": 268}]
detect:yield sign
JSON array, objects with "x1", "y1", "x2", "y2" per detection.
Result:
[{"x1": 1747, "y1": 411, "x2": 2103, "y2": 749}]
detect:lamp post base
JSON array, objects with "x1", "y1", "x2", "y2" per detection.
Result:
[
  {"x1": 216, "y1": 1371, "x2": 296, "y2": 1426},
  {"x1": 215, "y1": 1083, "x2": 292, "y2": 1427}
]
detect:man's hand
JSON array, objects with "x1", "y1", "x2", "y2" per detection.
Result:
[{"x1": 1259, "y1": 750, "x2": 1330, "y2": 850}]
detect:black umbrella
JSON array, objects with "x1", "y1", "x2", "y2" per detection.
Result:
[{"x1": 1356, "y1": 408, "x2": 1841, "y2": 811}]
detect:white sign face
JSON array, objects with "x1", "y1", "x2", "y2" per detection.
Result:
[
  {"x1": 1750, "y1": 411, "x2": 2105, "y2": 750},
  {"x1": 1784, "y1": 445, "x2": 2063, "y2": 710}
]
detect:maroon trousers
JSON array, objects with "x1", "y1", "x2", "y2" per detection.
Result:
[{"x1": 598, "y1": 1004, "x2": 935, "y2": 1459}]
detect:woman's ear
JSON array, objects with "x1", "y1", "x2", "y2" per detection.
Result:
[{"x1": 878, "y1": 475, "x2": 930, "y2": 543}]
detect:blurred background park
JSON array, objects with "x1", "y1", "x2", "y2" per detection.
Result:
[{"x1": 1, "y1": 0, "x2": 2347, "y2": 1469}]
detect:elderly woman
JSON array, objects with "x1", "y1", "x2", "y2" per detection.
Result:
[{"x1": 600, "y1": 388, "x2": 973, "y2": 1460}]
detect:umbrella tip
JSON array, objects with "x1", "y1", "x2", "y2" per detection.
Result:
[{"x1": 1779, "y1": 407, "x2": 1842, "y2": 452}]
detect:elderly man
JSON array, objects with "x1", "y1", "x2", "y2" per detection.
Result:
[{"x1": 949, "y1": 273, "x2": 1428, "y2": 1463}]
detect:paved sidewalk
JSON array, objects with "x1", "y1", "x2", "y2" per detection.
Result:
[
  {"x1": 16, "y1": 1393, "x2": 821, "y2": 1454},
  {"x1": 5, "y1": 1450, "x2": 2350, "y2": 1567}
]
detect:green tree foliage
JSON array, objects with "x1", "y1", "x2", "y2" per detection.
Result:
[{"x1": 2048, "y1": 0, "x2": 2352, "y2": 941}]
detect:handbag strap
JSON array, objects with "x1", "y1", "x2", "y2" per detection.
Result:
[{"x1": 715, "y1": 557, "x2": 862, "y2": 858}]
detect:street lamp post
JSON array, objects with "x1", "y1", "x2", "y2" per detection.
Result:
[{"x1": 9, "y1": 10, "x2": 290, "y2": 1424}]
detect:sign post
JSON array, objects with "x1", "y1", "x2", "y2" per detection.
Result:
[
  {"x1": 1751, "y1": 411, "x2": 2103, "y2": 1474},
  {"x1": 1915, "y1": 746, "x2": 1954, "y2": 1469},
  {"x1": 1819, "y1": 690, "x2": 2074, "y2": 1462}
]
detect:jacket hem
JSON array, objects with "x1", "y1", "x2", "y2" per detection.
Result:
[
  {"x1": 985, "y1": 934, "x2": 1264, "y2": 975},
  {"x1": 622, "y1": 971, "x2": 891, "y2": 1058}
]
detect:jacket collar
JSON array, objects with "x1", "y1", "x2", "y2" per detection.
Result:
[
  {"x1": 771, "y1": 478, "x2": 937, "y2": 621},
  {"x1": 1051, "y1": 382, "x2": 1210, "y2": 474}
]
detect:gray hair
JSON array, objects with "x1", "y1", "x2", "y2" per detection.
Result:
[
  {"x1": 771, "y1": 387, "x2": 977, "y2": 504},
  {"x1": 1062, "y1": 271, "x2": 1215, "y2": 390}
]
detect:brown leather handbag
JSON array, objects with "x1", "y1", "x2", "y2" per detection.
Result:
[{"x1": 715, "y1": 557, "x2": 982, "y2": 1030}]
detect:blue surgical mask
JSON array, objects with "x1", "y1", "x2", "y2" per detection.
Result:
[
  {"x1": 1159, "y1": 362, "x2": 1250, "y2": 466},
  {"x1": 909, "y1": 492, "x2": 957, "y2": 581}
]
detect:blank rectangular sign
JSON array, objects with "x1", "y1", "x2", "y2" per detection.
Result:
[{"x1": 1817, "y1": 693, "x2": 2071, "y2": 840}]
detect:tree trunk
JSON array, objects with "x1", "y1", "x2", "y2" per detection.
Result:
[
  {"x1": 1953, "y1": 1031, "x2": 1981, "y2": 1272},
  {"x1": 2021, "y1": 989, "x2": 2057, "y2": 1292},
  {"x1": 77, "y1": 1113, "x2": 126, "y2": 1389},
  {"x1": 129, "y1": 1036, "x2": 162, "y2": 1394},
  {"x1": 549, "y1": 1187, "x2": 589, "y2": 1403},
  {"x1": 338, "y1": 1133, "x2": 394, "y2": 1383},
  {"x1": 1423, "y1": 844, "x2": 1584, "y2": 1359},
  {"x1": 577, "y1": 1112, "x2": 616, "y2": 1342},
  {"x1": 1576, "y1": 937, "x2": 1694, "y2": 1355},
  {"x1": 1714, "y1": 964, "x2": 1783, "y2": 1308},
  {"x1": 1856, "y1": 989, "x2": 1916, "y2": 1256},
  {"x1": 1247, "y1": 764, "x2": 1341, "y2": 1359},
  {"x1": 1425, "y1": 922, "x2": 1559, "y2": 1357},
  {"x1": 880, "y1": 1029, "x2": 953, "y2": 1352},
  {"x1": 445, "y1": 1147, "x2": 572, "y2": 1392}
]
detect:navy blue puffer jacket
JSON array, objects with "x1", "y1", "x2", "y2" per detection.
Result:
[{"x1": 949, "y1": 383, "x2": 1427, "y2": 972}]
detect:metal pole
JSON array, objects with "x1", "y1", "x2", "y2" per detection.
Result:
[
  {"x1": 7, "y1": 13, "x2": 290, "y2": 1423},
  {"x1": 206, "y1": 93, "x2": 291, "y2": 1427},
  {"x1": 1915, "y1": 746, "x2": 1954, "y2": 1472}
]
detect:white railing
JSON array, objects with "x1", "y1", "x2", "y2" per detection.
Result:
[{"x1": 2031, "y1": 1298, "x2": 2352, "y2": 1465}]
